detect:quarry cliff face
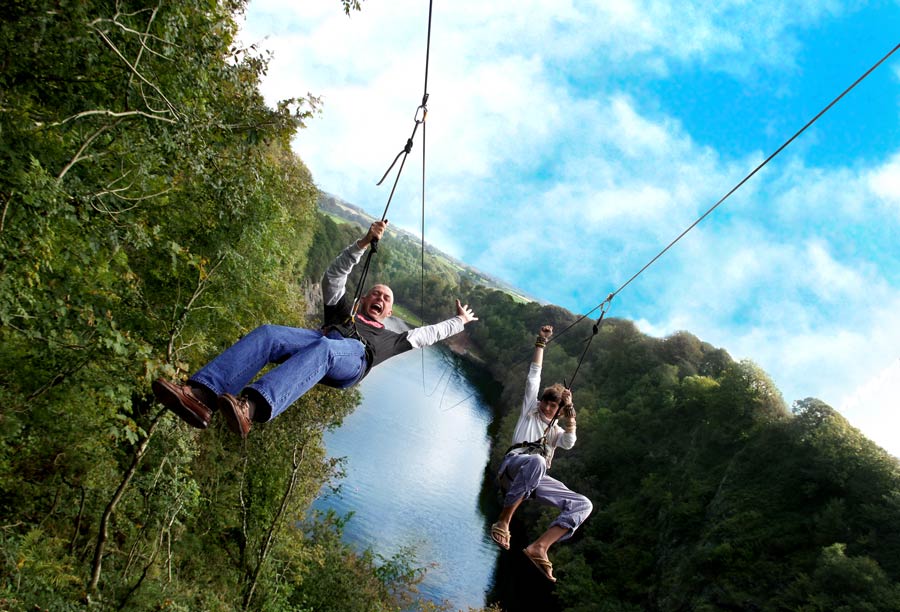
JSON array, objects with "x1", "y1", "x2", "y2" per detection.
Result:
[{"x1": 303, "y1": 278, "x2": 323, "y2": 323}]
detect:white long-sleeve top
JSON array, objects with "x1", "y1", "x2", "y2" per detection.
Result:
[{"x1": 509, "y1": 362, "x2": 576, "y2": 467}]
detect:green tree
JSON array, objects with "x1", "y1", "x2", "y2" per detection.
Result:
[{"x1": 0, "y1": 2, "x2": 443, "y2": 611}]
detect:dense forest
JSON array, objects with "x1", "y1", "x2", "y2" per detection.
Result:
[
  {"x1": 0, "y1": 2, "x2": 489, "y2": 611},
  {"x1": 313, "y1": 212, "x2": 900, "y2": 612},
  {"x1": 2, "y1": 2, "x2": 900, "y2": 612}
]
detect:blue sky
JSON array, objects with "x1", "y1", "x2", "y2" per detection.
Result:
[{"x1": 238, "y1": 1, "x2": 900, "y2": 457}]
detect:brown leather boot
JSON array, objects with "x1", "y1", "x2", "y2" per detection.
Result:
[
  {"x1": 217, "y1": 393, "x2": 253, "y2": 438},
  {"x1": 152, "y1": 378, "x2": 214, "y2": 429}
]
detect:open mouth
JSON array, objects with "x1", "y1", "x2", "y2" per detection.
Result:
[{"x1": 369, "y1": 302, "x2": 384, "y2": 316}]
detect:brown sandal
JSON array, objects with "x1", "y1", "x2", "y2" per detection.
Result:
[
  {"x1": 489, "y1": 522, "x2": 510, "y2": 550},
  {"x1": 523, "y1": 549, "x2": 556, "y2": 582}
]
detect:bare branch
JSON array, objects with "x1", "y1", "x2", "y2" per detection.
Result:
[
  {"x1": 166, "y1": 256, "x2": 227, "y2": 364},
  {"x1": 243, "y1": 440, "x2": 308, "y2": 610},
  {"x1": 91, "y1": 26, "x2": 180, "y2": 119},
  {"x1": 138, "y1": 82, "x2": 172, "y2": 116},
  {"x1": 86, "y1": 409, "x2": 166, "y2": 599},
  {"x1": 117, "y1": 481, "x2": 186, "y2": 610},
  {"x1": 6, "y1": 322, "x2": 91, "y2": 351},
  {"x1": 0, "y1": 191, "x2": 10, "y2": 234},
  {"x1": 50, "y1": 108, "x2": 177, "y2": 128},
  {"x1": 69, "y1": 483, "x2": 87, "y2": 555},
  {"x1": 89, "y1": 197, "x2": 137, "y2": 219},
  {"x1": 239, "y1": 449, "x2": 250, "y2": 569},
  {"x1": 27, "y1": 354, "x2": 94, "y2": 402},
  {"x1": 57, "y1": 123, "x2": 113, "y2": 182},
  {"x1": 103, "y1": 187, "x2": 172, "y2": 203},
  {"x1": 87, "y1": 185, "x2": 172, "y2": 219},
  {"x1": 90, "y1": 6, "x2": 173, "y2": 67}
]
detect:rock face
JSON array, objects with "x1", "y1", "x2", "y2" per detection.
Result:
[{"x1": 302, "y1": 279, "x2": 323, "y2": 324}]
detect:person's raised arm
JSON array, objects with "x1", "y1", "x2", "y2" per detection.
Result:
[
  {"x1": 356, "y1": 219, "x2": 387, "y2": 249},
  {"x1": 533, "y1": 324, "x2": 553, "y2": 366},
  {"x1": 405, "y1": 299, "x2": 478, "y2": 349},
  {"x1": 323, "y1": 220, "x2": 388, "y2": 306},
  {"x1": 520, "y1": 325, "x2": 552, "y2": 416}
]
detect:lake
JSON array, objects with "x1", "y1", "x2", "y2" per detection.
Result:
[{"x1": 311, "y1": 343, "x2": 501, "y2": 610}]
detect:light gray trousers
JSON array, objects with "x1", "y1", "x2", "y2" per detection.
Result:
[{"x1": 497, "y1": 452, "x2": 593, "y2": 541}]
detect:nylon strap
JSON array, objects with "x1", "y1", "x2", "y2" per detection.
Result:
[{"x1": 348, "y1": 0, "x2": 435, "y2": 324}]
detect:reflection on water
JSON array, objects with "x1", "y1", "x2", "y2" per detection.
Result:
[{"x1": 312, "y1": 345, "x2": 499, "y2": 610}]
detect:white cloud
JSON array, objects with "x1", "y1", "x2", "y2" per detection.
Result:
[
  {"x1": 841, "y1": 358, "x2": 900, "y2": 458},
  {"x1": 868, "y1": 152, "x2": 900, "y2": 212},
  {"x1": 804, "y1": 241, "x2": 867, "y2": 299},
  {"x1": 238, "y1": 0, "x2": 900, "y2": 459}
]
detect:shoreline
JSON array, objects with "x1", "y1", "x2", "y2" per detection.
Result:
[{"x1": 387, "y1": 316, "x2": 485, "y2": 364}]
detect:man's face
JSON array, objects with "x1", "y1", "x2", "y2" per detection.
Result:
[
  {"x1": 360, "y1": 284, "x2": 394, "y2": 321},
  {"x1": 538, "y1": 398, "x2": 559, "y2": 422}
]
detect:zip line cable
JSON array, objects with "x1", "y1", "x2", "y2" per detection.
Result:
[
  {"x1": 432, "y1": 41, "x2": 900, "y2": 413},
  {"x1": 349, "y1": 0, "x2": 434, "y2": 317},
  {"x1": 471, "y1": 39, "x2": 900, "y2": 408},
  {"x1": 521, "y1": 41, "x2": 900, "y2": 457},
  {"x1": 608, "y1": 42, "x2": 900, "y2": 306},
  {"x1": 419, "y1": 5, "x2": 431, "y2": 392},
  {"x1": 408, "y1": 4, "x2": 475, "y2": 404},
  {"x1": 420, "y1": 90, "x2": 431, "y2": 393},
  {"x1": 334, "y1": 1, "x2": 446, "y2": 399},
  {"x1": 547, "y1": 41, "x2": 900, "y2": 349}
]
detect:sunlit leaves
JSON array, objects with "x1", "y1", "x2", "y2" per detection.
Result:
[{"x1": 0, "y1": 1, "x2": 427, "y2": 610}]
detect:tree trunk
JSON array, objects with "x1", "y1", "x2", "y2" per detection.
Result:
[
  {"x1": 242, "y1": 439, "x2": 307, "y2": 611},
  {"x1": 86, "y1": 409, "x2": 165, "y2": 600}
]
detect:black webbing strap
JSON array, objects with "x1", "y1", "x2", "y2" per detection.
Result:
[
  {"x1": 504, "y1": 440, "x2": 544, "y2": 455},
  {"x1": 348, "y1": 0, "x2": 435, "y2": 323},
  {"x1": 535, "y1": 296, "x2": 613, "y2": 444}
]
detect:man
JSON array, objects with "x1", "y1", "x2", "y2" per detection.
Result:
[
  {"x1": 153, "y1": 220, "x2": 478, "y2": 438},
  {"x1": 489, "y1": 325, "x2": 592, "y2": 583}
]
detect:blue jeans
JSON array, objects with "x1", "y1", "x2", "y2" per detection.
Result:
[{"x1": 190, "y1": 324, "x2": 367, "y2": 421}]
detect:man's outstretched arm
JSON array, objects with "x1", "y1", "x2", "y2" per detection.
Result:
[{"x1": 406, "y1": 299, "x2": 478, "y2": 348}]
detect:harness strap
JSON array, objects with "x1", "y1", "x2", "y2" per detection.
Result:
[{"x1": 504, "y1": 440, "x2": 543, "y2": 455}]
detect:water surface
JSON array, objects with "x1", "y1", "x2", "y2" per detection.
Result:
[{"x1": 312, "y1": 345, "x2": 499, "y2": 609}]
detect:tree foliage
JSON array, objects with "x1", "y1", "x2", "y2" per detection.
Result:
[
  {"x1": 302, "y1": 208, "x2": 900, "y2": 610},
  {"x1": 465, "y1": 301, "x2": 899, "y2": 611},
  {"x1": 0, "y1": 2, "x2": 459, "y2": 611},
  {"x1": 3, "y1": 2, "x2": 899, "y2": 611}
]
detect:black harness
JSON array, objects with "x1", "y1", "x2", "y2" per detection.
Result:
[
  {"x1": 503, "y1": 440, "x2": 549, "y2": 457},
  {"x1": 497, "y1": 438, "x2": 553, "y2": 494}
]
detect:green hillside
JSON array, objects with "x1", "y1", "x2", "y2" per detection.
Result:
[
  {"x1": 317, "y1": 191, "x2": 539, "y2": 304},
  {"x1": 2, "y1": 3, "x2": 898, "y2": 612},
  {"x1": 309, "y1": 205, "x2": 900, "y2": 611}
]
